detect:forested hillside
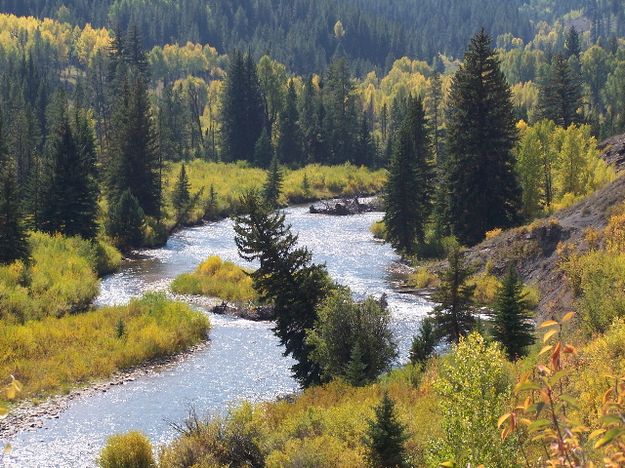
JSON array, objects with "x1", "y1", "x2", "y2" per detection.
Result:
[{"x1": 0, "y1": 0, "x2": 622, "y2": 73}]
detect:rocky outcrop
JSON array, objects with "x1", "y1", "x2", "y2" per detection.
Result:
[{"x1": 599, "y1": 133, "x2": 625, "y2": 172}]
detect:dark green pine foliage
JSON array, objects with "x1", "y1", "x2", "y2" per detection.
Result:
[
  {"x1": 277, "y1": 81, "x2": 303, "y2": 166},
  {"x1": 0, "y1": 134, "x2": 29, "y2": 264},
  {"x1": 263, "y1": 156, "x2": 283, "y2": 209},
  {"x1": 446, "y1": 29, "x2": 521, "y2": 246},
  {"x1": 409, "y1": 317, "x2": 437, "y2": 365},
  {"x1": 427, "y1": 72, "x2": 445, "y2": 165},
  {"x1": 384, "y1": 97, "x2": 431, "y2": 256},
  {"x1": 205, "y1": 184, "x2": 219, "y2": 220},
  {"x1": 538, "y1": 54, "x2": 583, "y2": 127},
  {"x1": 299, "y1": 76, "x2": 326, "y2": 165},
  {"x1": 253, "y1": 128, "x2": 274, "y2": 169},
  {"x1": 430, "y1": 244, "x2": 476, "y2": 344},
  {"x1": 366, "y1": 392, "x2": 408, "y2": 468},
  {"x1": 171, "y1": 163, "x2": 191, "y2": 216},
  {"x1": 39, "y1": 97, "x2": 99, "y2": 239},
  {"x1": 564, "y1": 26, "x2": 581, "y2": 59},
  {"x1": 234, "y1": 191, "x2": 332, "y2": 387},
  {"x1": 107, "y1": 28, "x2": 161, "y2": 219},
  {"x1": 221, "y1": 51, "x2": 265, "y2": 163},
  {"x1": 354, "y1": 112, "x2": 376, "y2": 167},
  {"x1": 323, "y1": 58, "x2": 359, "y2": 164},
  {"x1": 345, "y1": 341, "x2": 368, "y2": 387},
  {"x1": 106, "y1": 189, "x2": 145, "y2": 250},
  {"x1": 490, "y1": 265, "x2": 535, "y2": 360}
]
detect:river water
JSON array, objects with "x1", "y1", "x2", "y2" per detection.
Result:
[{"x1": 4, "y1": 205, "x2": 432, "y2": 467}]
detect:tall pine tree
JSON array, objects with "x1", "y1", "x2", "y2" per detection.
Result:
[
  {"x1": 538, "y1": 54, "x2": 583, "y2": 127},
  {"x1": 221, "y1": 51, "x2": 266, "y2": 163},
  {"x1": 107, "y1": 27, "x2": 161, "y2": 219},
  {"x1": 384, "y1": 97, "x2": 431, "y2": 256},
  {"x1": 39, "y1": 95, "x2": 99, "y2": 239},
  {"x1": 277, "y1": 80, "x2": 303, "y2": 166},
  {"x1": 446, "y1": 29, "x2": 521, "y2": 246}
]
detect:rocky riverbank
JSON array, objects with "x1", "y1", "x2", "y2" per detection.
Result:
[{"x1": 0, "y1": 341, "x2": 209, "y2": 440}]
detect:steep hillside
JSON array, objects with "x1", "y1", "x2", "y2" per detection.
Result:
[{"x1": 461, "y1": 140, "x2": 625, "y2": 319}]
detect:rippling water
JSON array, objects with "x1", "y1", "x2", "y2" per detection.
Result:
[{"x1": 4, "y1": 206, "x2": 432, "y2": 467}]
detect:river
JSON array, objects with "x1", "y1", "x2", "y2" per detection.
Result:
[{"x1": 4, "y1": 205, "x2": 433, "y2": 467}]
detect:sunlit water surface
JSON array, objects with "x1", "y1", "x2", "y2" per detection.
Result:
[{"x1": 4, "y1": 206, "x2": 432, "y2": 467}]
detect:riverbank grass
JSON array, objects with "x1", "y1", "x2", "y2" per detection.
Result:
[
  {"x1": 0, "y1": 293, "x2": 210, "y2": 400},
  {"x1": 163, "y1": 161, "x2": 387, "y2": 225},
  {"x1": 171, "y1": 256, "x2": 257, "y2": 304},
  {"x1": 0, "y1": 232, "x2": 122, "y2": 323}
]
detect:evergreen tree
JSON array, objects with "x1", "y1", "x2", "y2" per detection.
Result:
[
  {"x1": 489, "y1": 265, "x2": 535, "y2": 360},
  {"x1": 366, "y1": 392, "x2": 408, "y2": 468},
  {"x1": 221, "y1": 51, "x2": 265, "y2": 163},
  {"x1": 234, "y1": 191, "x2": 332, "y2": 387},
  {"x1": 345, "y1": 341, "x2": 368, "y2": 387},
  {"x1": 39, "y1": 96, "x2": 99, "y2": 239},
  {"x1": 107, "y1": 29, "x2": 161, "y2": 219},
  {"x1": 323, "y1": 58, "x2": 359, "y2": 164},
  {"x1": 430, "y1": 244, "x2": 476, "y2": 343},
  {"x1": 253, "y1": 128, "x2": 274, "y2": 168},
  {"x1": 384, "y1": 97, "x2": 431, "y2": 256},
  {"x1": 106, "y1": 189, "x2": 145, "y2": 250},
  {"x1": 564, "y1": 26, "x2": 581, "y2": 59},
  {"x1": 446, "y1": 29, "x2": 521, "y2": 246},
  {"x1": 538, "y1": 54, "x2": 583, "y2": 127},
  {"x1": 277, "y1": 81, "x2": 303, "y2": 166},
  {"x1": 205, "y1": 184, "x2": 218, "y2": 220},
  {"x1": 171, "y1": 163, "x2": 191, "y2": 217},
  {"x1": 299, "y1": 76, "x2": 326, "y2": 164},
  {"x1": 354, "y1": 112, "x2": 376, "y2": 167},
  {"x1": 0, "y1": 160, "x2": 29, "y2": 265},
  {"x1": 409, "y1": 317, "x2": 437, "y2": 365},
  {"x1": 263, "y1": 156, "x2": 283, "y2": 209}
]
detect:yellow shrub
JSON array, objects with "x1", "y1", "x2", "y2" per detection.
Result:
[
  {"x1": 98, "y1": 432, "x2": 155, "y2": 468},
  {"x1": 469, "y1": 273, "x2": 501, "y2": 305},
  {"x1": 370, "y1": 220, "x2": 387, "y2": 240},
  {"x1": 485, "y1": 228, "x2": 503, "y2": 239},
  {"x1": 266, "y1": 435, "x2": 363, "y2": 467},
  {"x1": 171, "y1": 256, "x2": 257, "y2": 303},
  {"x1": 604, "y1": 212, "x2": 625, "y2": 253},
  {"x1": 408, "y1": 267, "x2": 438, "y2": 289}
]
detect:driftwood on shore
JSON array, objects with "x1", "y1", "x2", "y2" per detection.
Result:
[
  {"x1": 212, "y1": 301, "x2": 275, "y2": 321},
  {"x1": 309, "y1": 197, "x2": 381, "y2": 216}
]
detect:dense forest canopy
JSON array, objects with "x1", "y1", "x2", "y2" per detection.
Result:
[{"x1": 0, "y1": 0, "x2": 622, "y2": 74}]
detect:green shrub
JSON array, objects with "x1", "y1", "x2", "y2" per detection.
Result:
[
  {"x1": 98, "y1": 432, "x2": 155, "y2": 468},
  {"x1": 171, "y1": 256, "x2": 257, "y2": 303},
  {"x1": 428, "y1": 333, "x2": 518, "y2": 467}
]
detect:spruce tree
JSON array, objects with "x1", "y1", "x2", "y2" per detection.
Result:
[
  {"x1": 39, "y1": 97, "x2": 99, "y2": 239},
  {"x1": 107, "y1": 28, "x2": 161, "y2": 219},
  {"x1": 0, "y1": 161, "x2": 29, "y2": 265},
  {"x1": 366, "y1": 392, "x2": 408, "y2": 468},
  {"x1": 106, "y1": 189, "x2": 145, "y2": 250},
  {"x1": 489, "y1": 265, "x2": 535, "y2": 360},
  {"x1": 409, "y1": 317, "x2": 437, "y2": 365},
  {"x1": 427, "y1": 72, "x2": 445, "y2": 164},
  {"x1": 263, "y1": 156, "x2": 283, "y2": 209},
  {"x1": 277, "y1": 81, "x2": 303, "y2": 166},
  {"x1": 446, "y1": 29, "x2": 521, "y2": 246},
  {"x1": 171, "y1": 163, "x2": 191, "y2": 218},
  {"x1": 221, "y1": 51, "x2": 265, "y2": 163},
  {"x1": 430, "y1": 244, "x2": 476, "y2": 343},
  {"x1": 355, "y1": 112, "x2": 376, "y2": 167},
  {"x1": 564, "y1": 26, "x2": 581, "y2": 59},
  {"x1": 384, "y1": 97, "x2": 431, "y2": 256},
  {"x1": 345, "y1": 341, "x2": 368, "y2": 387},
  {"x1": 253, "y1": 128, "x2": 274, "y2": 168},
  {"x1": 234, "y1": 191, "x2": 332, "y2": 387},
  {"x1": 538, "y1": 54, "x2": 583, "y2": 127}
]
